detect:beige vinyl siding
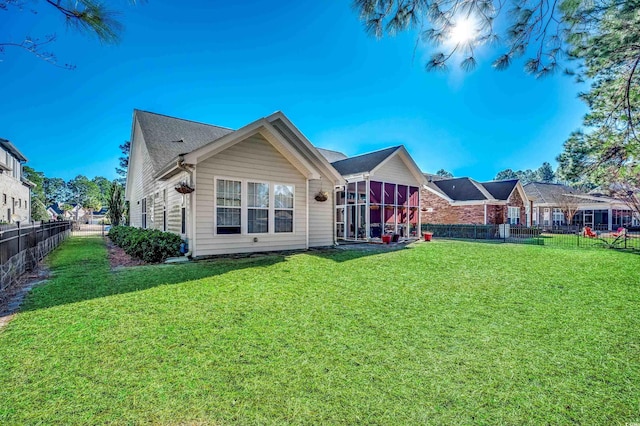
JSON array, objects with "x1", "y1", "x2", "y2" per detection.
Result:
[
  {"x1": 194, "y1": 134, "x2": 307, "y2": 256},
  {"x1": 128, "y1": 121, "x2": 192, "y2": 235},
  {"x1": 308, "y1": 178, "x2": 334, "y2": 247},
  {"x1": 371, "y1": 154, "x2": 420, "y2": 186}
]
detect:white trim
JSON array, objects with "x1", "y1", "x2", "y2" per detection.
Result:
[
  {"x1": 265, "y1": 112, "x2": 345, "y2": 183},
  {"x1": 190, "y1": 168, "x2": 197, "y2": 257},
  {"x1": 370, "y1": 147, "x2": 426, "y2": 187}
]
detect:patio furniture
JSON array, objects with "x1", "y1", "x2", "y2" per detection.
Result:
[{"x1": 583, "y1": 227, "x2": 598, "y2": 238}]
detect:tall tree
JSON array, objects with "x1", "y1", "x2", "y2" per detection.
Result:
[
  {"x1": 494, "y1": 169, "x2": 518, "y2": 181},
  {"x1": 537, "y1": 162, "x2": 555, "y2": 183},
  {"x1": 107, "y1": 181, "x2": 125, "y2": 226},
  {"x1": 92, "y1": 176, "x2": 111, "y2": 205},
  {"x1": 116, "y1": 140, "x2": 130, "y2": 185},
  {"x1": 43, "y1": 177, "x2": 69, "y2": 205},
  {"x1": 435, "y1": 169, "x2": 453, "y2": 178},
  {"x1": 67, "y1": 175, "x2": 100, "y2": 207},
  {"x1": 22, "y1": 166, "x2": 49, "y2": 221},
  {"x1": 1, "y1": 0, "x2": 143, "y2": 68}
]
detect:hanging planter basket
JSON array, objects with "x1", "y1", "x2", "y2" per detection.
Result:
[
  {"x1": 385, "y1": 205, "x2": 395, "y2": 210},
  {"x1": 370, "y1": 205, "x2": 380, "y2": 210},
  {"x1": 175, "y1": 182, "x2": 195, "y2": 194},
  {"x1": 314, "y1": 191, "x2": 329, "y2": 202}
]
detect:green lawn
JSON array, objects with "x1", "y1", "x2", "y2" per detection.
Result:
[{"x1": 0, "y1": 237, "x2": 639, "y2": 425}]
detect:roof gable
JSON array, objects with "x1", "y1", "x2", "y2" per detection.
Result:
[
  {"x1": 135, "y1": 110, "x2": 234, "y2": 172},
  {"x1": 331, "y1": 146, "x2": 401, "y2": 176},
  {"x1": 0, "y1": 138, "x2": 28, "y2": 162},
  {"x1": 316, "y1": 148, "x2": 348, "y2": 163}
]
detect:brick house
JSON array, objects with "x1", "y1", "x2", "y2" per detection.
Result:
[
  {"x1": 0, "y1": 138, "x2": 33, "y2": 223},
  {"x1": 420, "y1": 176, "x2": 529, "y2": 225}
]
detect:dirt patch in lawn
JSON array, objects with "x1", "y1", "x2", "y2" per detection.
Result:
[{"x1": 106, "y1": 237, "x2": 146, "y2": 269}]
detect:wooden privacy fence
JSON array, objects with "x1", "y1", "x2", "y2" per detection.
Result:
[{"x1": 0, "y1": 221, "x2": 71, "y2": 303}]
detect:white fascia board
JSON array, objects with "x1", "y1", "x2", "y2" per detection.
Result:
[
  {"x1": 184, "y1": 119, "x2": 266, "y2": 164},
  {"x1": 259, "y1": 121, "x2": 322, "y2": 180},
  {"x1": 266, "y1": 112, "x2": 345, "y2": 184},
  {"x1": 370, "y1": 147, "x2": 426, "y2": 186}
]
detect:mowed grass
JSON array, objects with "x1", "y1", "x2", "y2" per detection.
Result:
[{"x1": 0, "y1": 237, "x2": 639, "y2": 425}]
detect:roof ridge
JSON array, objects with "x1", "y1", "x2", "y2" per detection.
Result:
[
  {"x1": 333, "y1": 145, "x2": 401, "y2": 164},
  {"x1": 134, "y1": 109, "x2": 235, "y2": 131}
]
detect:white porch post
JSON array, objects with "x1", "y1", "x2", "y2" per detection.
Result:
[
  {"x1": 608, "y1": 207, "x2": 613, "y2": 230},
  {"x1": 306, "y1": 178, "x2": 309, "y2": 250}
]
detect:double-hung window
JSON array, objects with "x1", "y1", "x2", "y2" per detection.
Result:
[
  {"x1": 216, "y1": 179, "x2": 242, "y2": 234},
  {"x1": 248, "y1": 182, "x2": 269, "y2": 233},
  {"x1": 274, "y1": 184, "x2": 294, "y2": 233},
  {"x1": 215, "y1": 180, "x2": 294, "y2": 235},
  {"x1": 508, "y1": 206, "x2": 520, "y2": 225}
]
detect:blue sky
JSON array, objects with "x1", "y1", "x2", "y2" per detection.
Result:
[{"x1": 0, "y1": 1, "x2": 587, "y2": 182}]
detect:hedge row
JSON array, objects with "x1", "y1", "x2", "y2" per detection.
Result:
[{"x1": 108, "y1": 225, "x2": 182, "y2": 263}]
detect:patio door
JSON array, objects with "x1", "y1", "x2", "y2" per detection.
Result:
[
  {"x1": 584, "y1": 210, "x2": 594, "y2": 228},
  {"x1": 346, "y1": 205, "x2": 357, "y2": 240}
]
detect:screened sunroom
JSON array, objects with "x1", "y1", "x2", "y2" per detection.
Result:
[{"x1": 335, "y1": 180, "x2": 420, "y2": 241}]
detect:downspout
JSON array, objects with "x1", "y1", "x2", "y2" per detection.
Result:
[
  {"x1": 177, "y1": 156, "x2": 195, "y2": 257},
  {"x1": 306, "y1": 178, "x2": 310, "y2": 250},
  {"x1": 484, "y1": 203, "x2": 487, "y2": 225}
]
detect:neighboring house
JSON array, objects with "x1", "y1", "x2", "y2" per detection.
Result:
[
  {"x1": 420, "y1": 176, "x2": 529, "y2": 226},
  {"x1": 524, "y1": 182, "x2": 638, "y2": 230},
  {"x1": 125, "y1": 110, "x2": 345, "y2": 257},
  {"x1": 46, "y1": 203, "x2": 87, "y2": 221},
  {"x1": 326, "y1": 146, "x2": 425, "y2": 240},
  {"x1": 0, "y1": 138, "x2": 33, "y2": 223}
]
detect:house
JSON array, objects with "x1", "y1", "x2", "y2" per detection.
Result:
[
  {"x1": 125, "y1": 110, "x2": 345, "y2": 257},
  {"x1": 46, "y1": 203, "x2": 87, "y2": 221},
  {"x1": 0, "y1": 138, "x2": 33, "y2": 223},
  {"x1": 524, "y1": 182, "x2": 638, "y2": 230},
  {"x1": 324, "y1": 146, "x2": 425, "y2": 241},
  {"x1": 420, "y1": 176, "x2": 529, "y2": 226}
]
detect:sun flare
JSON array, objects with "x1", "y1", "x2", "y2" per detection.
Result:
[{"x1": 449, "y1": 16, "x2": 478, "y2": 45}]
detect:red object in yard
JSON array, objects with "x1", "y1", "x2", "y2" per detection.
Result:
[
  {"x1": 424, "y1": 232, "x2": 433, "y2": 242},
  {"x1": 382, "y1": 234, "x2": 392, "y2": 244}
]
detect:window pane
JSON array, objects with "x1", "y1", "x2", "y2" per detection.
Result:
[
  {"x1": 370, "y1": 181, "x2": 382, "y2": 204},
  {"x1": 275, "y1": 185, "x2": 294, "y2": 209},
  {"x1": 409, "y1": 186, "x2": 419, "y2": 207},
  {"x1": 217, "y1": 179, "x2": 241, "y2": 207},
  {"x1": 397, "y1": 185, "x2": 407, "y2": 206},
  {"x1": 248, "y1": 182, "x2": 269, "y2": 208},
  {"x1": 336, "y1": 190, "x2": 345, "y2": 205},
  {"x1": 357, "y1": 181, "x2": 367, "y2": 204},
  {"x1": 217, "y1": 207, "x2": 241, "y2": 226},
  {"x1": 275, "y1": 210, "x2": 293, "y2": 233},
  {"x1": 248, "y1": 209, "x2": 269, "y2": 233},
  {"x1": 384, "y1": 183, "x2": 395, "y2": 205}
]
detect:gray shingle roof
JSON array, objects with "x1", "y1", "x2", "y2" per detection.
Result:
[
  {"x1": 0, "y1": 138, "x2": 28, "y2": 162},
  {"x1": 523, "y1": 182, "x2": 586, "y2": 203},
  {"x1": 482, "y1": 180, "x2": 518, "y2": 201},
  {"x1": 432, "y1": 178, "x2": 487, "y2": 201},
  {"x1": 330, "y1": 146, "x2": 401, "y2": 176},
  {"x1": 316, "y1": 148, "x2": 348, "y2": 163},
  {"x1": 135, "y1": 110, "x2": 234, "y2": 172}
]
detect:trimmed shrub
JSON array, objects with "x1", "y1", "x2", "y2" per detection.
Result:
[{"x1": 108, "y1": 225, "x2": 182, "y2": 263}]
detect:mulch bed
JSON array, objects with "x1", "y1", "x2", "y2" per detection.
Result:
[{"x1": 106, "y1": 237, "x2": 146, "y2": 269}]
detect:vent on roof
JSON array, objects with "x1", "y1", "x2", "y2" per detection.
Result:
[{"x1": 171, "y1": 138, "x2": 184, "y2": 143}]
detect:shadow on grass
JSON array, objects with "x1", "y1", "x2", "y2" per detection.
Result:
[{"x1": 20, "y1": 237, "x2": 414, "y2": 312}]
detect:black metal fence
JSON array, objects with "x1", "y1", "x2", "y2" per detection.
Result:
[
  {"x1": 70, "y1": 221, "x2": 109, "y2": 237},
  {"x1": 422, "y1": 223, "x2": 640, "y2": 251},
  {"x1": 0, "y1": 221, "x2": 72, "y2": 264}
]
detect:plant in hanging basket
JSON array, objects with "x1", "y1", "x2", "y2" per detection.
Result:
[
  {"x1": 370, "y1": 205, "x2": 380, "y2": 210},
  {"x1": 384, "y1": 205, "x2": 395, "y2": 210},
  {"x1": 314, "y1": 191, "x2": 329, "y2": 202},
  {"x1": 175, "y1": 182, "x2": 195, "y2": 194}
]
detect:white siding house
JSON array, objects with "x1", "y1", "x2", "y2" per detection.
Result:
[
  {"x1": 0, "y1": 139, "x2": 32, "y2": 223},
  {"x1": 125, "y1": 110, "x2": 344, "y2": 258}
]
